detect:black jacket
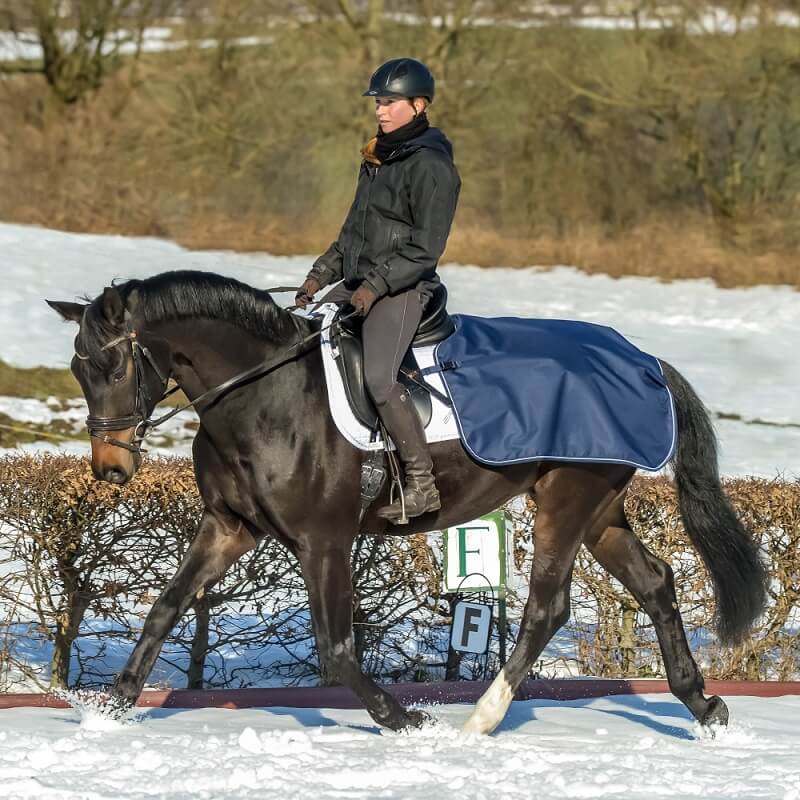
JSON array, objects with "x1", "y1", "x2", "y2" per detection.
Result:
[{"x1": 308, "y1": 127, "x2": 460, "y2": 299}]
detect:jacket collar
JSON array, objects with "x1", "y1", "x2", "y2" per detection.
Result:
[{"x1": 360, "y1": 127, "x2": 454, "y2": 166}]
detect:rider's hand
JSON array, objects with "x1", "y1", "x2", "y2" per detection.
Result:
[
  {"x1": 295, "y1": 277, "x2": 321, "y2": 308},
  {"x1": 351, "y1": 285, "x2": 377, "y2": 316}
]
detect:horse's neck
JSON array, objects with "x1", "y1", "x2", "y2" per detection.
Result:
[{"x1": 150, "y1": 315, "x2": 320, "y2": 408}]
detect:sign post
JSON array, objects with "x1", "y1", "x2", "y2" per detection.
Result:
[{"x1": 442, "y1": 510, "x2": 513, "y2": 668}]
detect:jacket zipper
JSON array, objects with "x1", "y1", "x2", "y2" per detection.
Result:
[{"x1": 351, "y1": 164, "x2": 377, "y2": 278}]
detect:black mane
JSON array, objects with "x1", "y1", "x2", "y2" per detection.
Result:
[{"x1": 78, "y1": 270, "x2": 304, "y2": 367}]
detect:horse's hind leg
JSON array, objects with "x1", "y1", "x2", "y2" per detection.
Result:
[
  {"x1": 463, "y1": 464, "x2": 635, "y2": 735},
  {"x1": 297, "y1": 543, "x2": 424, "y2": 731},
  {"x1": 112, "y1": 510, "x2": 255, "y2": 707},
  {"x1": 584, "y1": 502, "x2": 729, "y2": 728},
  {"x1": 463, "y1": 492, "x2": 589, "y2": 733}
]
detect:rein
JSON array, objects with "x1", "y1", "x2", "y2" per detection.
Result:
[{"x1": 82, "y1": 289, "x2": 356, "y2": 454}]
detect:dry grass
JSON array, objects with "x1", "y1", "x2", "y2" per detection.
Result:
[
  {"x1": 0, "y1": 359, "x2": 79, "y2": 400},
  {"x1": 21, "y1": 186, "x2": 788, "y2": 289},
  {"x1": 169, "y1": 212, "x2": 331, "y2": 256},
  {"x1": 445, "y1": 218, "x2": 800, "y2": 288},
  {"x1": 5, "y1": 194, "x2": 799, "y2": 289},
  {"x1": 162, "y1": 214, "x2": 800, "y2": 289}
]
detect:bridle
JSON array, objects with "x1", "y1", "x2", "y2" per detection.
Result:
[
  {"x1": 78, "y1": 318, "x2": 173, "y2": 455},
  {"x1": 78, "y1": 296, "x2": 358, "y2": 456}
]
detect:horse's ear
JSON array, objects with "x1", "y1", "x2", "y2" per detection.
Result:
[
  {"x1": 46, "y1": 300, "x2": 86, "y2": 323},
  {"x1": 100, "y1": 286, "x2": 125, "y2": 325}
]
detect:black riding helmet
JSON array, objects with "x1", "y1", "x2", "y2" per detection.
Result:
[{"x1": 363, "y1": 58, "x2": 435, "y2": 102}]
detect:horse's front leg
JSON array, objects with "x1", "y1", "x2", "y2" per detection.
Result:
[
  {"x1": 112, "y1": 510, "x2": 255, "y2": 707},
  {"x1": 298, "y1": 543, "x2": 425, "y2": 731}
]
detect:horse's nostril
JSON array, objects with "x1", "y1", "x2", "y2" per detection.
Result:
[{"x1": 104, "y1": 467, "x2": 129, "y2": 485}]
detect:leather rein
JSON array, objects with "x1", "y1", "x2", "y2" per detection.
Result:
[{"x1": 79, "y1": 289, "x2": 356, "y2": 455}]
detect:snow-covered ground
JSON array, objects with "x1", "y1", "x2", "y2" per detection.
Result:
[
  {"x1": 0, "y1": 395, "x2": 198, "y2": 458},
  {"x1": 1, "y1": 695, "x2": 798, "y2": 799},
  {"x1": 0, "y1": 27, "x2": 272, "y2": 63},
  {"x1": 1, "y1": 223, "x2": 798, "y2": 798},
  {"x1": 1, "y1": 222, "x2": 797, "y2": 478}
]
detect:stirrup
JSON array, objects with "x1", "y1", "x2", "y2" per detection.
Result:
[
  {"x1": 381, "y1": 423, "x2": 408, "y2": 523},
  {"x1": 377, "y1": 481, "x2": 441, "y2": 525},
  {"x1": 385, "y1": 472, "x2": 409, "y2": 525}
]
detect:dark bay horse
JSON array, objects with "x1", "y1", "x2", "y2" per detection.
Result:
[{"x1": 48, "y1": 271, "x2": 767, "y2": 734}]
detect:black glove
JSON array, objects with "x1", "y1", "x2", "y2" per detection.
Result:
[
  {"x1": 351, "y1": 285, "x2": 377, "y2": 316},
  {"x1": 295, "y1": 277, "x2": 321, "y2": 308}
]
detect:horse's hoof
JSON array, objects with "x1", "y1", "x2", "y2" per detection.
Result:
[
  {"x1": 98, "y1": 692, "x2": 135, "y2": 719},
  {"x1": 699, "y1": 695, "x2": 729, "y2": 729},
  {"x1": 403, "y1": 708, "x2": 432, "y2": 730},
  {"x1": 53, "y1": 688, "x2": 135, "y2": 720}
]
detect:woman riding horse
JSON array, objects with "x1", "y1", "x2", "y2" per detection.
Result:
[
  {"x1": 47, "y1": 65, "x2": 766, "y2": 738},
  {"x1": 295, "y1": 57, "x2": 460, "y2": 524}
]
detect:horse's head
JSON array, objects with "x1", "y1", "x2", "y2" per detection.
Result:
[{"x1": 47, "y1": 286, "x2": 170, "y2": 485}]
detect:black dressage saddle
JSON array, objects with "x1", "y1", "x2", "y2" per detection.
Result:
[{"x1": 331, "y1": 284, "x2": 455, "y2": 430}]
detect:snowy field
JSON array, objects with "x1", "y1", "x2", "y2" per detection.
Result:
[
  {"x1": 0, "y1": 222, "x2": 798, "y2": 478},
  {"x1": 1, "y1": 695, "x2": 799, "y2": 800},
  {"x1": 1, "y1": 225, "x2": 799, "y2": 798}
]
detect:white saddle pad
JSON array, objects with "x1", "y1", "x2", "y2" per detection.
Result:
[{"x1": 305, "y1": 303, "x2": 460, "y2": 452}]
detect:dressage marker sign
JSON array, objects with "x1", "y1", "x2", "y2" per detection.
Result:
[
  {"x1": 442, "y1": 510, "x2": 513, "y2": 593},
  {"x1": 443, "y1": 511, "x2": 514, "y2": 661},
  {"x1": 450, "y1": 600, "x2": 493, "y2": 654}
]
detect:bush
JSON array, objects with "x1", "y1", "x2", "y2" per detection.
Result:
[{"x1": 0, "y1": 455, "x2": 796, "y2": 691}]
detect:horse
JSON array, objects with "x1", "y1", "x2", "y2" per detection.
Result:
[{"x1": 47, "y1": 270, "x2": 767, "y2": 735}]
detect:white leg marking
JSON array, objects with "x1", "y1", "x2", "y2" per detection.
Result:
[{"x1": 462, "y1": 670, "x2": 514, "y2": 735}]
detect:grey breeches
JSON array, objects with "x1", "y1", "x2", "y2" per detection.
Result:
[{"x1": 319, "y1": 282, "x2": 425, "y2": 406}]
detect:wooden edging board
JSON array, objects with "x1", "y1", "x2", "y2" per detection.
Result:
[{"x1": 1, "y1": 679, "x2": 799, "y2": 710}]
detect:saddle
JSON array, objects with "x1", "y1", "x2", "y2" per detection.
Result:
[{"x1": 331, "y1": 284, "x2": 455, "y2": 431}]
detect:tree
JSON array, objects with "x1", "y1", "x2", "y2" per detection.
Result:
[{"x1": 0, "y1": 0, "x2": 175, "y2": 103}]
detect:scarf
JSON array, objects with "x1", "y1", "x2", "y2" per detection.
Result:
[{"x1": 362, "y1": 112, "x2": 430, "y2": 165}]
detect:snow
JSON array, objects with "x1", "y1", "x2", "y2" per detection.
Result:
[
  {"x1": 0, "y1": 226, "x2": 797, "y2": 797},
  {"x1": 0, "y1": 695, "x2": 798, "y2": 799},
  {"x1": 2, "y1": 8, "x2": 799, "y2": 66},
  {"x1": 0, "y1": 394, "x2": 197, "y2": 458},
  {"x1": 382, "y1": 8, "x2": 800, "y2": 34},
  {"x1": 1, "y1": 222, "x2": 797, "y2": 478},
  {"x1": 0, "y1": 28, "x2": 272, "y2": 62}
]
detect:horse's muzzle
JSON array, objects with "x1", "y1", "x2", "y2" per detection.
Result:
[
  {"x1": 98, "y1": 465, "x2": 131, "y2": 485},
  {"x1": 90, "y1": 426, "x2": 140, "y2": 484}
]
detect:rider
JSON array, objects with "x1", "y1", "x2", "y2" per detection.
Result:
[{"x1": 295, "y1": 57, "x2": 461, "y2": 524}]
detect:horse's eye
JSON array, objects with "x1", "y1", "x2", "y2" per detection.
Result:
[{"x1": 113, "y1": 369, "x2": 127, "y2": 384}]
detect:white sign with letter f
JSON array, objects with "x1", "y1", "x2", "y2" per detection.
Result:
[{"x1": 450, "y1": 601, "x2": 492, "y2": 654}]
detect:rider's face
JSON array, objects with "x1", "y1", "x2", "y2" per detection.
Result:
[{"x1": 375, "y1": 96, "x2": 423, "y2": 133}]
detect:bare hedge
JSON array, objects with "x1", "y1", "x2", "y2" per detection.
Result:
[
  {"x1": 0, "y1": 455, "x2": 797, "y2": 691},
  {"x1": 510, "y1": 478, "x2": 800, "y2": 681}
]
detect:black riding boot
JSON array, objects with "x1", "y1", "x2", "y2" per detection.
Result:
[{"x1": 375, "y1": 384, "x2": 441, "y2": 524}]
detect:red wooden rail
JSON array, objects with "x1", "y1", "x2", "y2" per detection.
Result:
[{"x1": 1, "y1": 679, "x2": 799, "y2": 710}]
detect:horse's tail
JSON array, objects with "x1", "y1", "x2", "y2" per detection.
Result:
[{"x1": 660, "y1": 360, "x2": 767, "y2": 645}]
